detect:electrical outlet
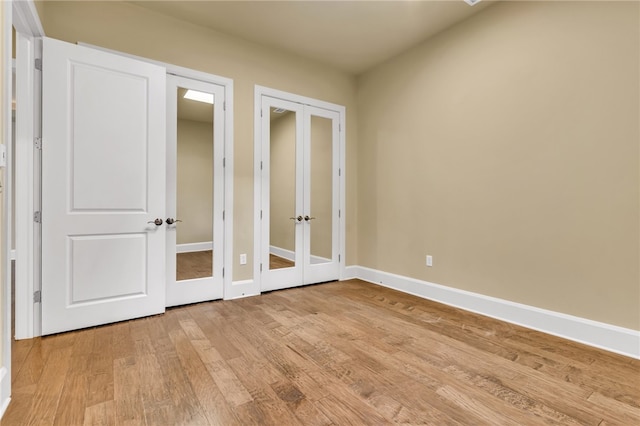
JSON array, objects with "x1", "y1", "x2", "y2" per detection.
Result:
[
  {"x1": 240, "y1": 253, "x2": 247, "y2": 265},
  {"x1": 426, "y1": 255, "x2": 433, "y2": 267}
]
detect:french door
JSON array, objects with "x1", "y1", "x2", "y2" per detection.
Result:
[
  {"x1": 259, "y1": 93, "x2": 342, "y2": 292},
  {"x1": 165, "y1": 75, "x2": 225, "y2": 306},
  {"x1": 41, "y1": 38, "x2": 166, "y2": 334}
]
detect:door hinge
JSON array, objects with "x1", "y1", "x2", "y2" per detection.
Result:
[
  {"x1": 34, "y1": 211, "x2": 42, "y2": 223},
  {"x1": 223, "y1": 101, "x2": 226, "y2": 111},
  {"x1": 339, "y1": 123, "x2": 341, "y2": 132},
  {"x1": 261, "y1": 109, "x2": 263, "y2": 118},
  {"x1": 260, "y1": 263, "x2": 263, "y2": 272},
  {"x1": 35, "y1": 58, "x2": 42, "y2": 71},
  {"x1": 338, "y1": 209, "x2": 341, "y2": 218},
  {"x1": 260, "y1": 210, "x2": 263, "y2": 219},
  {"x1": 338, "y1": 254, "x2": 341, "y2": 262},
  {"x1": 338, "y1": 168, "x2": 341, "y2": 177},
  {"x1": 223, "y1": 157, "x2": 226, "y2": 168},
  {"x1": 222, "y1": 210, "x2": 225, "y2": 220},
  {"x1": 222, "y1": 267, "x2": 225, "y2": 278},
  {"x1": 260, "y1": 161, "x2": 263, "y2": 170},
  {"x1": 34, "y1": 137, "x2": 42, "y2": 150},
  {"x1": 33, "y1": 290, "x2": 41, "y2": 303}
]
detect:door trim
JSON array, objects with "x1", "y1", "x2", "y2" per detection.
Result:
[
  {"x1": 250, "y1": 86, "x2": 346, "y2": 297},
  {"x1": 13, "y1": 0, "x2": 45, "y2": 341}
]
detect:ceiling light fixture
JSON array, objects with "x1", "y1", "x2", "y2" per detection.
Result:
[
  {"x1": 464, "y1": 0, "x2": 482, "y2": 5},
  {"x1": 183, "y1": 89, "x2": 214, "y2": 104}
]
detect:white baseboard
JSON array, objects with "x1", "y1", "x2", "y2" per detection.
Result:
[
  {"x1": 342, "y1": 265, "x2": 359, "y2": 280},
  {"x1": 270, "y1": 245, "x2": 294, "y2": 261},
  {"x1": 177, "y1": 242, "x2": 213, "y2": 253},
  {"x1": 348, "y1": 266, "x2": 640, "y2": 360},
  {"x1": 225, "y1": 279, "x2": 259, "y2": 300},
  {"x1": 0, "y1": 366, "x2": 10, "y2": 419},
  {"x1": 270, "y1": 245, "x2": 332, "y2": 265}
]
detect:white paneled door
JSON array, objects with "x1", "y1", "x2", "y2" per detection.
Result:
[{"x1": 41, "y1": 38, "x2": 167, "y2": 335}]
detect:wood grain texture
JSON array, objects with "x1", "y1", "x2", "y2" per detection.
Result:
[
  {"x1": 176, "y1": 250, "x2": 213, "y2": 281},
  {"x1": 269, "y1": 254, "x2": 295, "y2": 270},
  {"x1": 3, "y1": 279, "x2": 639, "y2": 425}
]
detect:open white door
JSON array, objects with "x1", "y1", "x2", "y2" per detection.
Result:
[
  {"x1": 41, "y1": 38, "x2": 167, "y2": 335},
  {"x1": 166, "y1": 75, "x2": 225, "y2": 306}
]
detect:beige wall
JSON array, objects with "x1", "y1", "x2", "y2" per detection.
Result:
[
  {"x1": 176, "y1": 118, "x2": 213, "y2": 245},
  {"x1": 357, "y1": 1, "x2": 639, "y2": 330},
  {"x1": 36, "y1": 0, "x2": 358, "y2": 281}
]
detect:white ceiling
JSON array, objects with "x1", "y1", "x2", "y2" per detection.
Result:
[{"x1": 132, "y1": 0, "x2": 493, "y2": 75}]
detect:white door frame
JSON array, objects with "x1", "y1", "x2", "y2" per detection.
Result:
[
  {"x1": 12, "y1": 1, "x2": 44, "y2": 339},
  {"x1": 1, "y1": 0, "x2": 15, "y2": 415},
  {"x1": 251, "y1": 86, "x2": 346, "y2": 296}
]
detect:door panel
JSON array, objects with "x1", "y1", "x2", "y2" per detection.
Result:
[
  {"x1": 303, "y1": 106, "x2": 340, "y2": 284},
  {"x1": 41, "y1": 37, "x2": 166, "y2": 335},
  {"x1": 166, "y1": 75, "x2": 225, "y2": 306},
  {"x1": 70, "y1": 63, "x2": 149, "y2": 211},
  {"x1": 69, "y1": 234, "x2": 147, "y2": 303},
  {"x1": 261, "y1": 98, "x2": 304, "y2": 291}
]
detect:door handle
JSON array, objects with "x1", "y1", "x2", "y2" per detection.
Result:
[
  {"x1": 304, "y1": 216, "x2": 316, "y2": 222},
  {"x1": 289, "y1": 216, "x2": 303, "y2": 222},
  {"x1": 165, "y1": 218, "x2": 182, "y2": 225},
  {"x1": 147, "y1": 218, "x2": 163, "y2": 226}
]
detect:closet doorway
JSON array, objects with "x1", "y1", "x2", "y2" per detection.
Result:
[
  {"x1": 166, "y1": 75, "x2": 226, "y2": 306},
  {"x1": 255, "y1": 87, "x2": 345, "y2": 292}
]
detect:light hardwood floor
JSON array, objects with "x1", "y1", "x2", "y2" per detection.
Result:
[
  {"x1": 269, "y1": 254, "x2": 295, "y2": 270},
  {"x1": 176, "y1": 251, "x2": 213, "y2": 281},
  {"x1": 3, "y1": 280, "x2": 639, "y2": 425}
]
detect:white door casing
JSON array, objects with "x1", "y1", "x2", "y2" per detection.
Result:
[
  {"x1": 166, "y1": 74, "x2": 225, "y2": 306},
  {"x1": 257, "y1": 89, "x2": 344, "y2": 293},
  {"x1": 41, "y1": 38, "x2": 167, "y2": 335}
]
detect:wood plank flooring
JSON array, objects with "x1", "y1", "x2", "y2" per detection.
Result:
[
  {"x1": 269, "y1": 254, "x2": 295, "y2": 270},
  {"x1": 3, "y1": 280, "x2": 639, "y2": 425},
  {"x1": 176, "y1": 251, "x2": 213, "y2": 281}
]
